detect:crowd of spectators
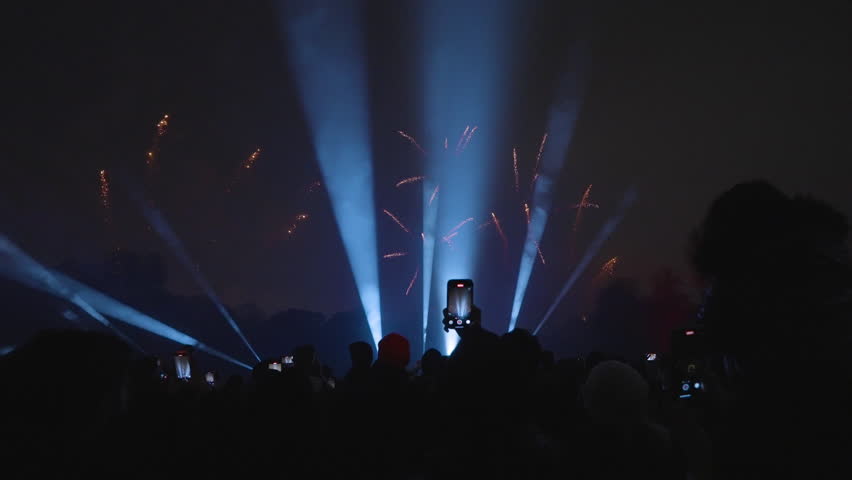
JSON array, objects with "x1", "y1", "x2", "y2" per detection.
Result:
[{"x1": 1, "y1": 181, "x2": 850, "y2": 479}]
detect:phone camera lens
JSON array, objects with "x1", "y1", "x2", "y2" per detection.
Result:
[
  {"x1": 456, "y1": 319, "x2": 462, "y2": 325},
  {"x1": 694, "y1": 382, "x2": 701, "y2": 389},
  {"x1": 681, "y1": 383, "x2": 690, "y2": 392}
]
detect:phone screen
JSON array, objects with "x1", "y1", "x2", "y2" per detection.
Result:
[
  {"x1": 174, "y1": 355, "x2": 191, "y2": 379},
  {"x1": 447, "y1": 279, "x2": 473, "y2": 320}
]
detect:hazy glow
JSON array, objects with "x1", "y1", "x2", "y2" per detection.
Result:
[
  {"x1": 510, "y1": 52, "x2": 588, "y2": 332},
  {"x1": 533, "y1": 188, "x2": 637, "y2": 335},
  {"x1": 282, "y1": 2, "x2": 382, "y2": 347}
]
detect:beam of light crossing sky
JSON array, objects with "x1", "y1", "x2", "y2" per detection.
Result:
[
  {"x1": 134, "y1": 199, "x2": 261, "y2": 362},
  {"x1": 0, "y1": 234, "x2": 144, "y2": 352},
  {"x1": 509, "y1": 55, "x2": 588, "y2": 332},
  {"x1": 420, "y1": 0, "x2": 520, "y2": 354},
  {"x1": 532, "y1": 187, "x2": 637, "y2": 336},
  {"x1": 0, "y1": 235, "x2": 250, "y2": 369},
  {"x1": 281, "y1": 2, "x2": 382, "y2": 347}
]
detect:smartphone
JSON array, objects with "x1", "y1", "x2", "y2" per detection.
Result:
[
  {"x1": 646, "y1": 353, "x2": 657, "y2": 362},
  {"x1": 174, "y1": 353, "x2": 191, "y2": 380},
  {"x1": 283, "y1": 355, "x2": 294, "y2": 367},
  {"x1": 445, "y1": 279, "x2": 473, "y2": 329},
  {"x1": 268, "y1": 361, "x2": 282, "y2": 372},
  {"x1": 671, "y1": 328, "x2": 706, "y2": 400},
  {"x1": 205, "y1": 371, "x2": 215, "y2": 385}
]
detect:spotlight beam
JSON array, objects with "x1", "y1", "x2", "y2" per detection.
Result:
[
  {"x1": 509, "y1": 49, "x2": 588, "y2": 333},
  {"x1": 0, "y1": 235, "x2": 144, "y2": 352},
  {"x1": 133, "y1": 201, "x2": 261, "y2": 362},
  {"x1": 0, "y1": 235, "x2": 250, "y2": 369},
  {"x1": 282, "y1": 1, "x2": 383, "y2": 347},
  {"x1": 532, "y1": 188, "x2": 637, "y2": 336}
]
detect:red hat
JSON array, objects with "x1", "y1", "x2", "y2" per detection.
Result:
[{"x1": 378, "y1": 333, "x2": 410, "y2": 369}]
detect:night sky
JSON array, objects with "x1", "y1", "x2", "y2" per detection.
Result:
[{"x1": 4, "y1": 1, "x2": 850, "y2": 340}]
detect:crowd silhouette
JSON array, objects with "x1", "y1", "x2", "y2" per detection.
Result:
[{"x1": 1, "y1": 181, "x2": 851, "y2": 479}]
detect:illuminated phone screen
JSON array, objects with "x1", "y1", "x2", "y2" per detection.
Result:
[{"x1": 447, "y1": 280, "x2": 473, "y2": 320}]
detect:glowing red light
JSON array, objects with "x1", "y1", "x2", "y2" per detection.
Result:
[
  {"x1": 457, "y1": 283, "x2": 464, "y2": 288},
  {"x1": 685, "y1": 330, "x2": 695, "y2": 336}
]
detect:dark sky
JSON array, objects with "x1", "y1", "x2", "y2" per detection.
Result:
[{"x1": 4, "y1": 1, "x2": 850, "y2": 329}]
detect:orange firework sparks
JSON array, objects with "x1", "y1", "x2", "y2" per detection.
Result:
[
  {"x1": 98, "y1": 169, "x2": 110, "y2": 214},
  {"x1": 383, "y1": 251, "x2": 408, "y2": 259},
  {"x1": 383, "y1": 208, "x2": 410, "y2": 233},
  {"x1": 600, "y1": 256, "x2": 618, "y2": 276},
  {"x1": 305, "y1": 180, "x2": 322, "y2": 194},
  {"x1": 285, "y1": 213, "x2": 310, "y2": 237},
  {"x1": 491, "y1": 212, "x2": 508, "y2": 250},
  {"x1": 536, "y1": 241, "x2": 546, "y2": 265},
  {"x1": 531, "y1": 132, "x2": 548, "y2": 187},
  {"x1": 405, "y1": 267, "x2": 419, "y2": 296},
  {"x1": 428, "y1": 185, "x2": 439, "y2": 206},
  {"x1": 572, "y1": 184, "x2": 600, "y2": 232},
  {"x1": 460, "y1": 125, "x2": 478, "y2": 151},
  {"x1": 443, "y1": 231, "x2": 459, "y2": 244},
  {"x1": 156, "y1": 114, "x2": 169, "y2": 136},
  {"x1": 455, "y1": 126, "x2": 470, "y2": 152},
  {"x1": 513, "y1": 148, "x2": 520, "y2": 193},
  {"x1": 395, "y1": 175, "x2": 425, "y2": 188},
  {"x1": 446, "y1": 217, "x2": 474, "y2": 236},
  {"x1": 146, "y1": 113, "x2": 170, "y2": 167},
  {"x1": 397, "y1": 130, "x2": 426, "y2": 155},
  {"x1": 242, "y1": 148, "x2": 261, "y2": 170},
  {"x1": 523, "y1": 202, "x2": 531, "y2": 224}
]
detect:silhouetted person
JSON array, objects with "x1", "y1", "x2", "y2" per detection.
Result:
[
  {"x1": 342, "y1": 340, "x2": 372, "y2": 393},
  {"x1": 691, "y1": 180, "x2": 852, "y2": 477}
]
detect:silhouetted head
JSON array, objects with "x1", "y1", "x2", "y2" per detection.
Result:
[
  {"x1": 500, "y1": 328, "x2": 542, "y2": 380},
  {"x1": 348, "y1": 341, "x2": 373, "y2": 370},
  {"x1": 582, "y1": 360, "x2": 649, "y2": 427},
  {"x1": 377, "y1": 333, "x2": 410, "y2": 370},
  {"x1": 421, "y1": 348, "x2": 442, "y2": 376},
  {"x1": 692, "y1": 181, "x2": 852, "y2": 364},
  {"x1": 293, "y1": 344, "x2": 317, "y2": 371}
]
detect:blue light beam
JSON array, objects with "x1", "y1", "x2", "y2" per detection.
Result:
[
  {"x1": 0, "y1": 235, "x2": 249, "y2": 368},
  {"x1": 134, "y1": 200, "x2": 261, "y2": 362},
  {"x1": 509, "y1": 56, "x2": 588, "y2": 332},
  {"x1": 0, "y1": 235, "x2": 145, "y2": 352},
  {"x1": 281, "y1": 2, "x2": 383, "y2": 347},
  {"x1": 419, "y1": 0, "x2": 521, "y2": 354},
  {"x1": 532, "y1": 187, "x2": 637, "y2": 336}
]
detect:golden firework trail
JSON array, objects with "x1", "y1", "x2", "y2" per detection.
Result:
[
  {"x1": 531, "y1": 132, "x2": 548, "y2": 187},
  {"x1": 572, "y1": 184, "x2": 599, "y2": 232},
  {"x1": 428, "y1": 185, "x2": 439, "y2": 206},
  {"x1": 523, "y1": 202, "x2": 531, "y2": 224},
  {"x1": 383, "y1": 251, "x2": 409, "y2": 259},
  {"x1": 491, "y1": 212, "x2": 508, "y2": 250},
  {"x1": 460, "y1": 125, "x2": 478, "y2": 151},
  {"x1": 446, "y1": 217, "x2": 474, "y2": 236},
  {"x1": 513, "y1": 148, "x2": 520, "y2": 193},
  {"x1": 383, "y1": 208, "x2": 410, "y2": 233},
  {"x1": 536, "y1": 241, "x2": 546, "y2": 265},
  {"x1": 455, "y1": 126, "x2": 470, "y2": 152},
  {"x1": 395, "y1": 175, "x2": 425, "y2": 188},
  {"x1": 405, "y1": 267, "x2": 419, "y2": 296},
  {"x1": 242, "y1": 148, "x2": 261, "y2": 170},
  {"x1": 397, "y1": 130, "x2": 426, "y2": 155}
]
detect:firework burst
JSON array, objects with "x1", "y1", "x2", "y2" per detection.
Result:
[
  {"x1": 405, "y1": 267, "x2": 419, "y2": 296},
  {"x1": 397, "y1": 130, "x2": 426, "y2": 155},
  {"x1": 242, "y1": 148, "x2": 262, "y2": 170},
  {"x1": 98, "y1": 169, "x2": 110, "y2": 223},
  {"x1": 600, "y1": 256, "x2": 618, "y2": 277},
  {"x1": 146, "y1": 113, "x2": 170, "y2": 167},
  {"x1": 383, "y1": 208, "x2": 410, "y2": 233},
  {"x1": 513, "y1": 148, "x2": 520, "y2": 193},
  {"x1": 428, "y1": 185, "x2": 439, "y2": 206},
  {"x1": 395, "y1": 175, "x2": 425, "y2": 188},
  {"x1": 491, "y1": 212, "x2": 508, "y2": 250},
  {"x1": 536, "y1": 241, "x2": 546, "y2": 265},
  {"x1": 531, "y1": 132, "x2": 548, "y2": 187},
  {"x1": 572, "y1": 184, "x2": 599, "y2": 232}
]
